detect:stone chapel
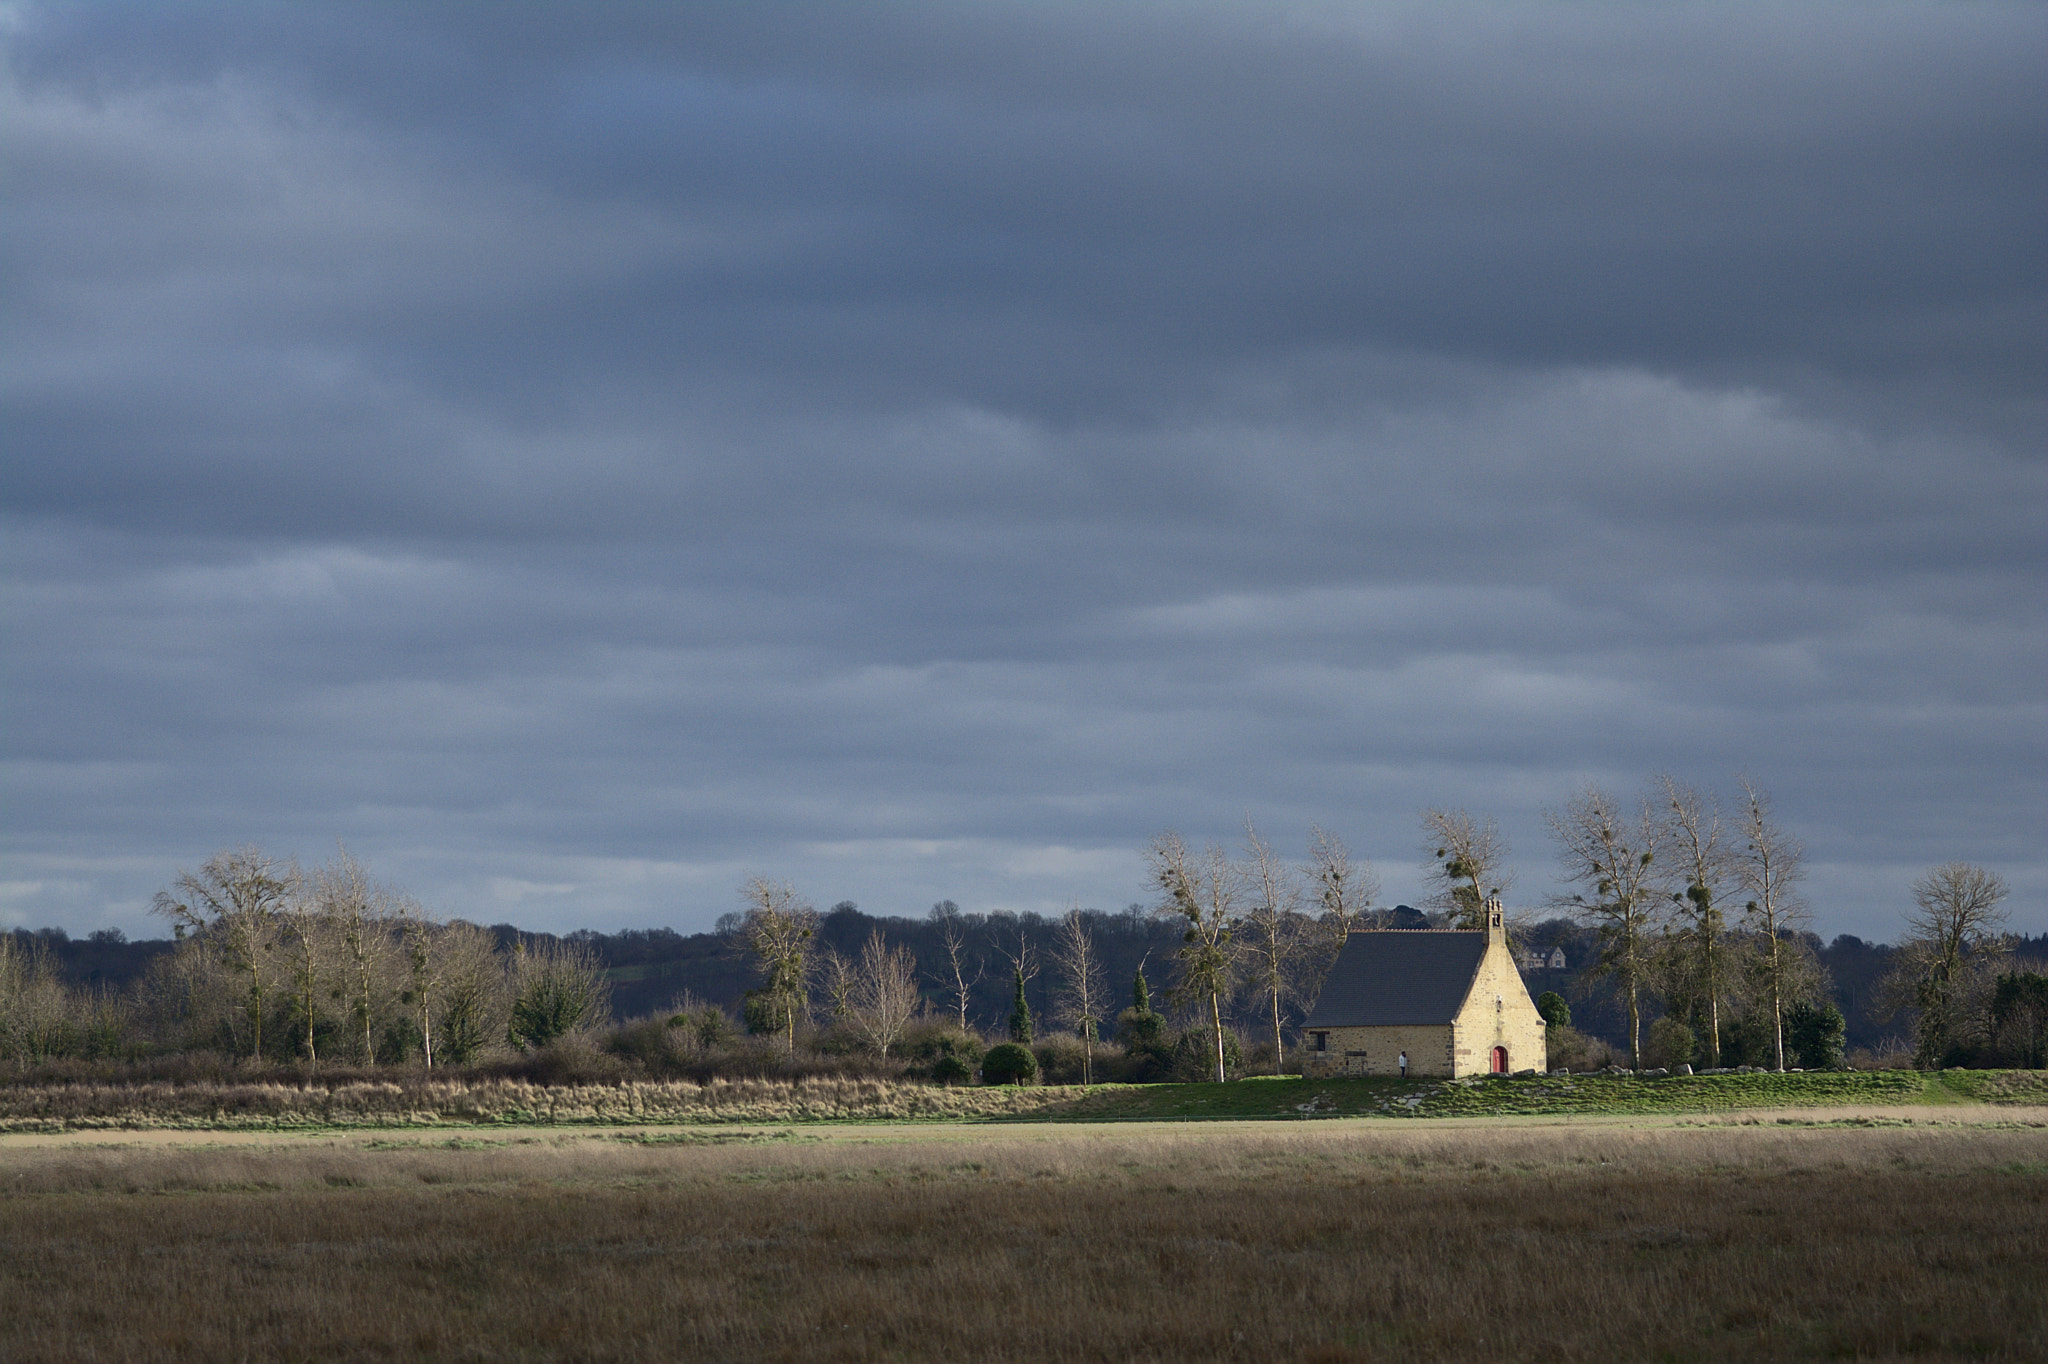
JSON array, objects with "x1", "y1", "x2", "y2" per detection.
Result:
[{"x1": 1300, "y1": 898, "x2": 1547, "y2": 1078}]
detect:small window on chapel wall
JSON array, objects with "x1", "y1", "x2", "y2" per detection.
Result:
[{"x1": 1311, "y1": 1032, "x2": 1328, "y2": 1053}]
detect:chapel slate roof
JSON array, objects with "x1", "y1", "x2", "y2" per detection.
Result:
[{"x1": 1301, "y1": 930, "x2": 1490, "y2": 1028}]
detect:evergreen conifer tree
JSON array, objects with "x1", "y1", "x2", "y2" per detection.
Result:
[
  {"x1": 1008, "y1": 967, "x2": 1033, "y2": 1044},
  {"x1": 1118, "y1": 965, "x2": 1165, "y2": 1065}
]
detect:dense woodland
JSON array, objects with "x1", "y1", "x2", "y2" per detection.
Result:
[{"x1": 3, "y1": 780, "x2": 2044, "y2": 1081}]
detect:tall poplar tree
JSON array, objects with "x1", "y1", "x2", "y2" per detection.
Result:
[
  {"x1": 1548, "y1": 786, "x2": 1664, "y2": 1070},
  {"x1": 1147, "y1": 830, "x2": 1239, "y2": 1083}
]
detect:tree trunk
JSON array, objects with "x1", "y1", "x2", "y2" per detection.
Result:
[
  {"x1": 359, "y1": 960, "x2": 376, "y2": 1066},
  {"x1": 1210, "y1": 993, "x2": 1226, "y2": 1084},
  {"x1": 249, "y1": 976, "x2": 265, "y2": 1061},
  {"x1": 1770, "y1": 938, "x2": 1786, "y2": 1071},
  {"x1": 298, "y1": 972, "x2": 317, "y2": 1067},
  {"x1": 1271, "y1": 987, "x2": 1284, "y2": 1075}
]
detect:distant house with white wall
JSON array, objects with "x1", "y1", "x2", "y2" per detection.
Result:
[
  {"x1": 1300, "y1": 899, "x2": 1547, "y2": 1078},
  {"x1": 1516, "y1": 944, "x2": 1569, "y2": 972}
]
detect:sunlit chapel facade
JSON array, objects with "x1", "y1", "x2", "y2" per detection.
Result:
[{"x1": 1301, "y1": 899, "x2": 1547, "y2": 1079}]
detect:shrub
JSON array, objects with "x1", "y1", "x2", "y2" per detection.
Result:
[
  {"x1": 507, "y1": 940, "x2": 609, "y2": 1053},
  {"x1": 1114, "y1": 970, "x2": 1170, "y2": 1081},
  {"x1": 1645, "y1": 1015, "x2": 1696, "y2": 1070},
  {"x1": 741, "y1": 989, "x2": 781, "y2": 1037},
  {"x1": 1170, "y1": 1026, "x2": 1243, "y2": 1082},
  {"x1": 670, "y1": 999, "x2": 736, "y2": 1050},
  {"x1": 982, "y1": 1042, "x2": 1038, "y2": 1086},
  {"x1": 1786, "y1": 1001, "x2": 1847, "y2": 1070},
  {"x1": 510, "y1": 1036, "x2": 630, "y2": 1086},
  {"x1": 1116, "y1": 1005, "x2": 1165, "y2": 1052},
  {"x1": 1542, "y1": 1025, "x2": 1613, "y2": 1073},
  {"x1": 1535, "y1": 991, "x2": 1570, "y2": 1031},
  {"x1": 1032, "y1": 1034, "x2": 1089, "y2": 1085},
  {"x1": 603, "y1": 1016, "x2": 689, "y2": 1071},
  {"x1": 901, "y1": 1023, "x2": 985, "y2": 1084},
  {"x1": 1718, "y1": 1011, "x2": 1777, "y2": 1069},
  {"x1": 1988, "y1": 971, "x2": 2048, "y2": 1069}
]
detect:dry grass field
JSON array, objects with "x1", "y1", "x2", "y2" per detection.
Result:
[{"x1": 2, "y1": 1116, "x2": 2043, "y2": 1362}]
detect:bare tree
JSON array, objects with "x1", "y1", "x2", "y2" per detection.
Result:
[
  {"x1": 151, "y1": 847, "x2": 300, "y2": 1060},
  {"x1": 994, "y1": 919, "x2": 1042, "y2": 1044},
  {"x1": 134, "y1": 937, "x2": 238, "y2": 1055},
  {"x1": 277, "y1": 896, "x2": 332, "y2": 1066},
  {"x1": 1239, "y1": 819, "x2": 1309, "y2": 1073},
  {"x1": 1306, "y1": 823, "x2": 1378, "y2": 940},
  {"x1": 397, "y1": 899, "x2": 443, "y2": 1068},
  {"x1": 847, "y1": 930, "x2": 921, "y2": 1060},
  {"x1": 816, "y1": 946, "x2": 857, "y2": 1027},
  {"x1": 1299, "y1": 824, "x2": 1377, "y2": 1023},
  {"x1": 1548, "y1": 786, "x2": 1664, "y2": 1069},
  {"x1": 737, "y1": 877, "x2": 818, "y2": 1058},
  {"x1": 1655, "y1": 776, "x2": 1734, "y2": 1067},
  {"x1": 1421, "y1": 808, "x2": 1512, "y2": 929},
  {"x1": 1900, "y1": 862, "x2": 2010, "y2": 1067},
  {"x1": 929, "y1": 902, "x2": 984, "y2": 1033},
  {"x1": 1051, "y1": 905, "x2": 1109, "y2": 1084},
  {"x1": 315, "y1": 848, "x2": 399, "y2": 1065},
  {"x1": 1146, "y1": 830, "x2": 1240, "y2": 1083},
  {"x1": 434, "y1": 921, "x2": 507, "y2": 1065},
  {"x1": 0, "y1": 934, "x2": 83, "y2": 1065},
  {"x1": 1734, "y1": 776, "x2": 1810, "y2": 1070},
  {"x1": 997, "y1": 924, "x2": 1040, "y2": 993}
]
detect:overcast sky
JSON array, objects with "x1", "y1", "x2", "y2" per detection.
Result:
[{"x1": 4, "y1": 1, "x2": 2042, "y2": 945}]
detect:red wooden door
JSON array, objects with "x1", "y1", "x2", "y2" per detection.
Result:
[{"x1": 1490, "y1": 1046, "x2": 1508, "y2": 1074}]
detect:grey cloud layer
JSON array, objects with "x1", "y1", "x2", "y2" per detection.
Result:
[{"x1": 3, "y1": 2, "x2": 2041, "y2": 940}]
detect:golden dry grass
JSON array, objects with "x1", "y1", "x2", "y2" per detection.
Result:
[
  {"x1": 0, "y1": 1074, "x2": 1094, "y2": 1131},
  {"x1": 2, "y1": 1119, "x2": 2043, "y2": 1362}
]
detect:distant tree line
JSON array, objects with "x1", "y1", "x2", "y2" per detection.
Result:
[
  {"x1": 2, "y1": 786, "x2": 2040, "y2": 1079},
  {"x1": 0, "y1": 847, "x2": 611, "y2": 1073},
  {"x1": 1528, "y1": 777, "x2": 2040, "y2": 1072}
]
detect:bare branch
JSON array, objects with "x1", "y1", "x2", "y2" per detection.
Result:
[
  {"x1": 1546, "y1": 785, "x2": 1665, "y2": 1069},
  {"x1": 1421, "y1": 808, "x2": 1512, "y2": 929},
  {"x1": 1051, "y1": 904, "x2": 1109, "y2": 1084}
]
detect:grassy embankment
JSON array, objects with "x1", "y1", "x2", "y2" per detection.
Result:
[
  {"x1": 3, "y1": 1121, "x2": 2044, "y2": 1362},
  {"x1": 0, "y1": 1067, "x2": 2042, "y2": 1132}
]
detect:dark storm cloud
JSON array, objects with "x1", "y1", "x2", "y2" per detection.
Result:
[{"x1": 2, "y1": 2, "x2": 2041, "y2": 942}]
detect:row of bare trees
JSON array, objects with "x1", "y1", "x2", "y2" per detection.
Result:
[
  {"x1": 142, "y1": 847, "x2": 608, "y2": 1067},
  {"x1": 0, "y1": 933, "x2": 124, "y2": 1064},
  {"x1": 734, "y1": 876, "x2": 939, "y2": 1064},
  {"x1": 1143, "y1": 788, "x2": 1800, "y2": 1084},
  {"x1": 10, "y1": 808, "x2": 2024, "y2": 1079},
  {"x1": 1142, "y1": 823, "x2": 1380, "y2": 1083},
  {"x1": 727, "y1": 791, "x2": 1826, "y2": 1085},
  {"x1": 1539, "y1": 776, "x2": 1816, "y2": 1070},
  {"x1": 732, "y1": 875, "x2": 1121, "y2": 1078},
  {"x1": 1485, "y1": 777, "x2": 2023, "y2": 1072}
]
